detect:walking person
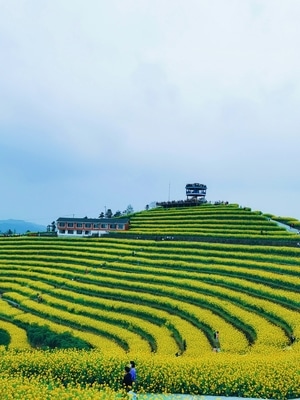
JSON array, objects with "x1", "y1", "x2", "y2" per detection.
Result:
[
  {"x1": 290, "y1": 335, "x2": 296, "y2": 344},
  {"x1": 129, "y1": 360, "x2": 137, "y2": 383},
  {"x1": 122, "y1": 366, "x2": 133, "y2": 392},
  {"x1": 213, "y1": 330, "x2": 221, "y2": 352}
]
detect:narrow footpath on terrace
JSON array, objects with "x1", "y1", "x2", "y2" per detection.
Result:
[
  {"x1": 271, "y1": 219, "x2": 300, "y2": 234},
  {"x1": 136, "y1": 394, "x2": 300, "y2": 400}
]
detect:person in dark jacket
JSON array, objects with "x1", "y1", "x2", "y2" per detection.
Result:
[
  {"x1": 122, "y1": 366, "x2": 133, "y2": 391},
  {"x1": 213, "y1": 330, "x2": 221, "y2": 352}
]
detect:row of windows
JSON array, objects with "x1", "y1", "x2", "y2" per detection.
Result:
[
  {"x1": 59, "y1": 230, "x2": 96, "y2": 235},
  {"x1": 58, "y1": 222, "x2": 124, "y2": 229},
  {"x1": 58, "y1": 225, "x2": 124, "y2": 235}
]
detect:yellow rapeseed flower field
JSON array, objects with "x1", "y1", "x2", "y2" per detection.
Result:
[{"x1": 0, "y1": 204, "x2": 299, "y2": 399}]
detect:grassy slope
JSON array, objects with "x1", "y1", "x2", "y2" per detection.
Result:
[{"x1": 0, "y1": 202, "x2": 299, "y2": 357}]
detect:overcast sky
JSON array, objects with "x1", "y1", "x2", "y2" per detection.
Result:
[{"x1": 1, "y1": 0, "x2": 300, "y2": 226}]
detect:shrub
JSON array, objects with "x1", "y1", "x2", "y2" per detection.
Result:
[
  {"x1": 0, "y1": 328, "x2": 10, "y2": 346},
  {"x1": 26, "y1": 323, "x2": 92, "y2": 350}
]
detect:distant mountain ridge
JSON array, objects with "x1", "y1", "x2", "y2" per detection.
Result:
[{"x1": 0, "y1": 219, "x2": 46, "y2": 234}]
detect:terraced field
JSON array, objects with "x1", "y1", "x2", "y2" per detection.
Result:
[
  {"x1": 128, "y1": 204, "x2": 296, "y2": 238},
  {"x1": 0, "y1": 203, "x2": 299, "y2": 358}
]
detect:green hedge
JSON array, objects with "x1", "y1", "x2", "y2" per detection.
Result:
[
  {"x1": 0, "y1": 328, "x2": 10, "y2": 346},
  {"x1": 25, "y1": 323, "x2": 92, "y2": 350}
]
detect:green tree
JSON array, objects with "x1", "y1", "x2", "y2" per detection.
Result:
[
  {"x1": 105, "y1": 209, "x2": 113, "y2": 218},
  {"x1": 51, "y1": 221, "x2": 56, "y2": 232},
  {"x1": 124, "y1": 204, "x2": 134, "y2": 215}
]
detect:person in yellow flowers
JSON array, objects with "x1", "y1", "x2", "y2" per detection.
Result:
[
  {"x1": 122, "y1": 364, "x2": 137, "y2": 399},
  {"x1": 122, "y1": 365, "x2": 133, "y2": 392},
  {"x1": 213, "y1": 330, "x2": 221, "y2": 352},
  {"x1": 129, "y1": 360, "x2": 137, "y2": 384}
]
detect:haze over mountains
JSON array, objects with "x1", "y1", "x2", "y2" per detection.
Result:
[{"x1": 0, "y1": 219, "x2": 46, "y2": 234}]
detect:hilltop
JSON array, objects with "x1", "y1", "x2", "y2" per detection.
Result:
[{"x1": 109, "y1": 202, "x2": 300, "y2": 246}]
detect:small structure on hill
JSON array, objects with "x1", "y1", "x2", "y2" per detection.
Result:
[
  {"x1": 157, "y1": 183, "x2": 207, "y2": 208},
  {"x1": 185, "y1": 183, "x2": 207, "y2": 201},
  {"x1": 56, "y1": 217, "x2": 130, "y2": 237}
]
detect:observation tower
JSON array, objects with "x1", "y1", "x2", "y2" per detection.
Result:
[
  {"x1": 185, "y1": 183, "x2": 207, "y2": 202},
  {"x1": 156, "y1": 182, "x2": 207, "y2": 208}
]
